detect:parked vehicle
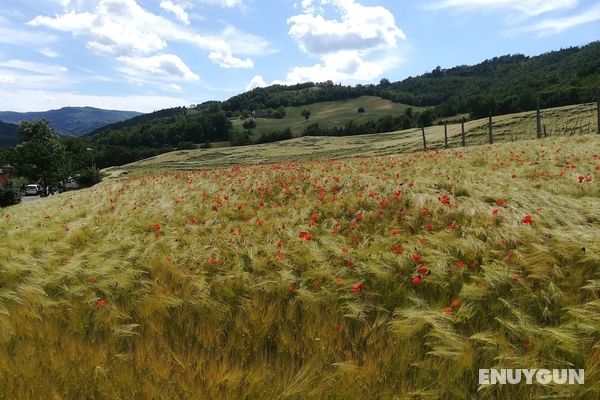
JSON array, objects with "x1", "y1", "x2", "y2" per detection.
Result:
[{"x1": 24, "y1": 184, "x2": 42, "y2": 196}]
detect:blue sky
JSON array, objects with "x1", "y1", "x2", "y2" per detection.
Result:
[{"x1": 0, "y1": 0, "x2": 598, "y2": 112}]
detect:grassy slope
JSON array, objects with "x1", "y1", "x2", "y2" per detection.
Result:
[
  {"x1": 231, "y1": 95, "x2": 422, "y2": 138},
  {"x1": 110, "y1": 102, "x2": 598, "y2": 176},
  {"x1": 1, "y1": 134, "x2": 599, "y2": 399}
]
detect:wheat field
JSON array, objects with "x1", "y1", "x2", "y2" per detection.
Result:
[{"x1": 1, "y1": 134, "x2": 599, "y2": 399}]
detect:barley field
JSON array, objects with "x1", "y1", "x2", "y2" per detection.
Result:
[{"x1": 1, "y1": 134, "x2": 599, "y2": 399}]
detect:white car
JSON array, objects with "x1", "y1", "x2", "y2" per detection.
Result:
[{"x1": 24, "y1": 184, "x2": 42, "y2": 196}]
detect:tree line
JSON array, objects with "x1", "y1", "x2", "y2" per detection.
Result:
[{"x1": 222, "y1": 42, "x2": 600, "y2": 120}]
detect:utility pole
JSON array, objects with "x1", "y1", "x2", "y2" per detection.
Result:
[{"x1": 421, "y1": 126, "x2": 427, "y2": 151}]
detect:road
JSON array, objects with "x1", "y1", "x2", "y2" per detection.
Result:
[{"x1": 20, "y1": 195, "x2": 41, "y2": 203}]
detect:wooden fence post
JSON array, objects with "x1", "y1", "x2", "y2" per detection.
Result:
[
  {"x1": 536, "y1": 99, "x2": 542, "y2": 139},
  {"x1": 488, "y1": 111, "x2": 493, "y2": 144},
  {"x1": 461, "y1": 118, "x2": 466, "y2": 147},
  {"x1": 597, "y1": 87, "x2": 600, "y2": 135},
  {"x1": 421, "y1": 126, "x2": 427, "y2": 151},
  {"x1": 444, "y1": 124, "x2": 448, "y2": 148}
]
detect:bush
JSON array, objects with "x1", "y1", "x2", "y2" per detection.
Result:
[
  {"x1": 0, "y1": 182, "x2": 21, "y2": 207},
  {"x1": 76, "y1": 167, "x2": 103, "y2": 188},
  {"x1": 177, "y1": 141, "x2": 196, "y2": 150}
]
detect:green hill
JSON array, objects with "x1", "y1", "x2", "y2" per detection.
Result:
[
  {"x1": 223, "y1": 42, "x2": 600, "y2": 120},
  {"x1": 0, "y1": 107, "x2": 141, "y2": 136},
  {"x1": 232, "y1": 96, "x2": 421, "y2": 138}
]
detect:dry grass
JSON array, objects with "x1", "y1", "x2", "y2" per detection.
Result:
[
  {"x1": 1, "y1": 134, "x2": 599, "y2": 399},
  {"x1": 107, "y1": 102, "x2": 598, "y2": 178}
]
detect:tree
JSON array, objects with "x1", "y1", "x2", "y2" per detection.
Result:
[
  {"x1": 301, "y1": 108, "x2": 311, "y2": 121},
  {"x1": 10, "y1": 120, "x2": 68, "y2": 195},
  {"x1": 242, "y1": 118, "x2": 256, "y2": 133},
  {"x1": 357, "y1": 107, "x2": 366, "y2": 116}
]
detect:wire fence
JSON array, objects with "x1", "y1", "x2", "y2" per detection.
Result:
[{"x1": 419, "y1": 96, "x2": 600, "y2": 152}]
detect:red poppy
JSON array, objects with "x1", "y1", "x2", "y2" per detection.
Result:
[
  {"x1": 208, "y1": 256, "x2": 218, "y2": 265},
  {"x1": 341, "y1": 247, "x2": 349, "y2": 253},
  {"x1": 189, "y1": 216, "x2": 197, "y2": 225},
  {"x1": 390, "y1": 229, "x2": 399, "y2": 236},
  {"x1": 512, "y1": 273, "x2": 521, "y2": 281},
  {"x1": 412, "y1": 254, "x2": 422, "y2": 262},
  {"x1": 310, "y1": 213, "x2": 319, "y2": 223},
  {"x1": 455, "y1": 261, "x2": 465, "y2": 268},
  {"x1": 351, "y1": 282, "x2": 365, "y2": 295},
  {"x1": 256, "y1": 219, "x2": 265, "y2": 226},
  {"x1": 419, "y1": 209, "x2": 429, "y2": 217},
  {"x1": 417, "y1": 264, "x2": 428, "y2": 274},
  {"x1": 443, "y1": 307, "x2": 453, "y2": 315},
  {"x1": 299, "y1": 231, "x2": 313, "y2": 240},
  {"x1": 287, "y1": 284, "x2": 296, "y2": 293},
  {"x1": 276, "y1": 253, "x2": 285, "y2": 261},
  {"x1": 496, "y1": 198, "x2": 506, "y2": 207},
  {"x1": 424, "y1": 223, "x2": 434, "y2": 231},
  {"x1": 277, "y1": 240, "x2": 284, "y2": 248},
  {"x1": 96, "y1": 298, "x2": 107, "y2": 308},
  {"x1": 355, "y1": 213, "x2": 364, "y2": 220},
  {"x1": 411, "y1": 275, "x2": 422, "y2": 286},
  {"x1": 392, "y1": 245, "x2": 405, "y2": 254},
  {"x1": 448, "y1": 223, "x2": 458, "y2": 231},
  {"x1": 379, "y1": 199, "x2": 390, "y2": 208},
  {"x1": 346, "y1": 259, "x2": 356, "y2": 268},
  {"x1": 492, "y1": 208, "x2": 499, "y2": 215},
  {"x1": 522, "y1": 215, "x2": 533, "y2": 224},
  {"x1": 439, "y1": 194, "x2": 451, "y2": 205}
]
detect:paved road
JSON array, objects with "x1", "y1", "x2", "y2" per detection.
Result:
[{"x1": 20, "y1": 195, "x2": 41, "y2": 203}]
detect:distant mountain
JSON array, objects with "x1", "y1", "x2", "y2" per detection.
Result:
[
  {"x1": 0, "y1": 107, "x2": 142, "y2": 136},
  {"x1": 0, "y1": 121, "x2": 18, "y2": 148}
]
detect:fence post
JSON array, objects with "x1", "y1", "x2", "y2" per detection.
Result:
[
  {"x1": 543, "y1": 125, "x2": 547, "y2": 138},
  {"x1": 597, "y1": 87, "x2": 600, "y2": 135},
  {"x1": 461, "y1": 118, "x2": 466, "y2": 147},
  {"x1": 488, "y1": 111, "x2": 493, "y2": 144},
  {"x1": 444, "y1": 124, "x2": 448, "y2": 148},
  {"x1": 536, "y1": 99, "x2": 542, "y2": 139},
  {"x1": 421, "y1": 126, "x2": 427, "y2": 151}
]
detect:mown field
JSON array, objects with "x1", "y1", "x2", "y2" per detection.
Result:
[
  {"x1": 230, "y1": 95, "x2": 421, "y2": 138},
  {"x1": 113, "y1": 102, "x2": 598, "y2": 176},
  {"x1": 1, "y1": 133, "x2": 599, "y2": 398}
]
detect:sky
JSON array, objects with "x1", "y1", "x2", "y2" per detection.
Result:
[{"x1": 0, "y1": 0, "x2": 598, "y2": 112}]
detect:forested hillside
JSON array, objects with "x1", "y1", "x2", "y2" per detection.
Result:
[
  {"x1": 223, "y1": 42, "x2": 600, "y2": 118},
  {"x1": 0, "y1": 107, "x2": 141, "y2": 136}
]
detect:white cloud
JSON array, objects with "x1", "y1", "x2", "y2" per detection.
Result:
[
  {"x1": 0, "y1": 59, "x2": 74, "y2": 91},
  {"x1": 28, "y1": 0, "x2": 260, "y2": 71},
  {"x1": 285, "y1": 0, "x2": 406, "y2": 84},
  {"x1": 0, "y1": 88, "x2": 190, "y2": 112},
  {"x1": 0, "y1": 16, "x2": 58, "y2": 46},
  {"x1": 245, "y1": 75, "x2": 267, "y2": 91},
  {"x1": 511, "y1": 4, "x2": 600, "y2": 35},
  {"x1": 38, "y1": 47, "x2": 61, "y2": 58},
  {"x1": 168, "y1": 83, "x2": 182, "y2": 92},
  {"x1": 427, "y1": 0, "x2": 578, "y2": 19},
  {"x1": 160, "y1": 0, "x2": 190, "y2": 25},
  {"x1": 196, "y1": 0, "x2": 245, "y2": 7},
  {"x1": 118, "y1": 54, "x2": 199, "y2": 80},
  {"x1": 289, "y1": 0, "x2": 405, "y2": 56}
]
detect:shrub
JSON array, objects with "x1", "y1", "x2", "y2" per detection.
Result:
[
  {"x1": 0, "y1": 182, "x2": 21, "y2": 207},
  {"x1": 76, "y1": 167, "x2": 103, "y2": 188}
]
